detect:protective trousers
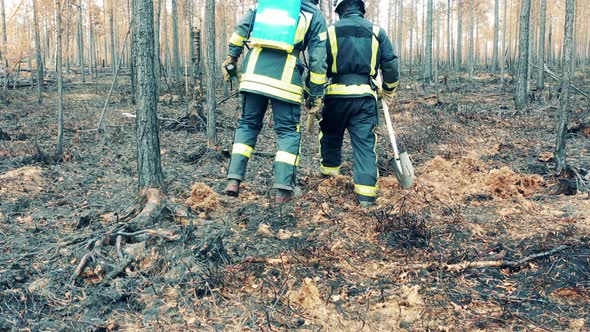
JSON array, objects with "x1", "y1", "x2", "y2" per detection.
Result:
[
  {"x1": 227, "y1": 92, "x2": 301, "y2": 191},
  {"x1": 319, "y1": 97, "x2": 379, "y2": 202}
]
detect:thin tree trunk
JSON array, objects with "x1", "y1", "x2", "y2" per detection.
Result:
[
  {"x1": 468, "y1": 0, "x2": 475, "y2": 80},
  {"x1": 205, "y1": 0, "x2": 216, "y2": 147},
  {"x1": 456, "y1": 3, "x2": 462, "y2": 70},
  {"x1": 515, "y1": 0, "x2": 531, "y2": 110},
  {"x1": 55, "y1": 0, "x2": 65, "y2": 159},
  {"x1": 501, "y1": 0, "x2": 507, "y2": 83},
  {"x1": 447, "y1": 0, "x2": 451, "y2": 67},
  {"x1": 548, "y1": 17, "x2": 553, "y2": 64},
  {"x1": 133, "y1": 0, "x2": 164, "y2": 191},
  {"x1": 154, "y1": 0, "x2": 161, "y2": 94},
  {"x1": 554, "y1": 0, "x2": 575, "y2": 174},
  {"x1": 397, "y1": 0, "x2": 403, "y2": 67},
  {"x1": 33, "y1": 0, "x2": 43, "y2": 103},
  {"x1": 110, "y1": 0, "x2": 117, "y2": 73},
  {"x1": 425, "y1": 0, "x2": 433, "y2": 82},
  {"x1": 492, "y1": 0, "x2": 500, "y2": 71},
  {"x1": 0, "y1": 0, "x2": 5, "y2": 60},
  {"x1": 537, "y1": 0, "x2": 546, "y2": 89},
  {"x1": 65, "y1": 0, "x2": 71, "y2": 74},
  {"x1": 78, "y1": 0, "x2": 85, "y2": 82},
  {"x1": 1, "y1": 0, "x2": 7, "y2": 95},
  {"x1": 171, "y1": 0, "x2": 180, "y2": 81}
]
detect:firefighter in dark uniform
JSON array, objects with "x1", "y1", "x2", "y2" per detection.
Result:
[
  {"x1": 222, "y1": 0, "x2": 327, "y2": 203},
  {"x1": 319, "y1": 0, "x2": 399, "y2": 207}
]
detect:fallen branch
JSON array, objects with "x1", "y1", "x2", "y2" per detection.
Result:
[
  {"x1": 399, "y1": 244, "x2": 572, "y2": 272},
  {"x1": 532, "y1": 64, "x2": 590, "y2": 101}
]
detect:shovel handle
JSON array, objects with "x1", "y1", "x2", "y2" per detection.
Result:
[{"x1": 381, "y1": 101, "x2": 403, "y2": 170}]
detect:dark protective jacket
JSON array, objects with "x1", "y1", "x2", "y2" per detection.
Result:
[
  {"x1": 325, "y1": 7, "x2": 399, "y2": 98},
  {"x1": 228, "y1": 1, "x2": 328, "y2": 105}
]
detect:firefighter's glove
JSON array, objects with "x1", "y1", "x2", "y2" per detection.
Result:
[
  {"x1": 222, "y1": 56, "x2": 238, "y2": 82},
  {"x1": 380, "y1": 88, "x2": 397, "y2": 107},
  {"x1": 305, "y1": 97, "x2": 323, "y2": 120}
]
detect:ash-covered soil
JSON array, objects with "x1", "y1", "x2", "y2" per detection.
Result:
[{"x1": 1, "y1": 71, "x2": 589, "y2": 331}]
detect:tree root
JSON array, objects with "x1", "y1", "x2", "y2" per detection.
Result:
[
  {"x1": 397, "y1": 244, "x2": 573, "y2": 272},
  {"x1": 71, "y1": 188, "x2": 186, "y2": 283}
]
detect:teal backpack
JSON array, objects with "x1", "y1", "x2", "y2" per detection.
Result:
[{"x1": 250, "y1": 0, "x2": 302, "y2": 53}]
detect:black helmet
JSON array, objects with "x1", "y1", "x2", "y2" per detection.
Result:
[{"x1": 334, "y1": 0, "x2": 366, "y2": 14}]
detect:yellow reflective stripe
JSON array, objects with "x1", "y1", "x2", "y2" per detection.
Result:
[
  {"x1": 385, "y1": 81, "x2": 400, "y2": 89},
  {"x1": 241, "y1": 73, "x2": 303, "y2": 95},
  {"x1": 240, "y1": 80, "x2": 302, "y2": 103},
  {"x1": 250, "y1": 39, "x2": 295, "y2": 53},
  {"x1": 282, "y1": 55, "x2": 298, "y2": 83},
  {"x1": 276, "y1": 151, "x2": 300, "y2": 166},
  {"x1": 232, "y1": 143, "x2": 254, "y2": 158},
  {"x1": 246, "y1": 47, "x2": 262, "y2": 74},
  {"x1": 325, "y1": 84, "x2": 377, "y2": 98},
  {"x1": 310, "y1": 71, "x2": 327, "y2": 85},
  {"x1": 370, "y1": 26, "x2": 380, "y2": 76},
  {"x1": 320, "y1": 164, "x2": 341, "y2": 176},
  {"x1": 295, "y1": 11, "x2": 314, "y2": 44},
  {"x1": 355, "y1": 184, "x2": 378, "y2": 197},
  {"x1": 328, "y1": 26, "x2": 338, "y2": 74},
  {"x1": 230, "y1": 32, "x2": 247, "y2": 47}
]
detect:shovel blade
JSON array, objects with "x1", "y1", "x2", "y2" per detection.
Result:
[{"x1": 391, "y1": 152, "x2": 415, "y2": 189}]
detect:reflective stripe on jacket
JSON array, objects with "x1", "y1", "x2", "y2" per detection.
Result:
[
  {"x1": 325, "y1": 8, "x2": 399, "y2": 99},
  {"x1": 228, "y1": 1, "x2": 328, "y2": 105}
]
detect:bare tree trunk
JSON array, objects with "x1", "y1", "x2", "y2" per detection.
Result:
[
  {"x1": 447, "y1": 0, "x2": 451, "y2": 67},
  {"x1": 205, "y1": 0, "x2": 216, "y2": 147},
  {"x1": 555, "y1": 0, "x2": 575, "y2": 174},
  {"x1": 501, "y1": 0, "x2": 507, "y2": 83},
  {"x1": 171, "y1": 0, "x2": 180, "y2": 81},
  {"x1": 468, "y1": 0, "x2": 475, "y2": 80},
  {"x1": 548, "y1": 17, "x2": 553, "y2": 65},
  {"x1": 89, "y1": 0, "x2": 96, "y2": 77},
  {"x1": 188, "y1": 0, "x2": 194, "y2": 91},
  {"x1": 0, "y1": 0, "x2": 5, "y2": 60},
  {"x1": 33, "y1": 0, "x2": 43, "y2": 103},
  {"x1": 78, "y1": 0, "x2": 86, "y2": 82},
  {"x1": 133, "y1": 0, "x2": 164, "y2": 191},
  {"x1": 515, "y1": 0, "x2": 531, "y2": 110},
  {"x1": 425, "y1": 0, "x2": 433, "y2": 83},
  {"x1": 55, "y1": 0, "x2": 65, "y2": 159},
  {"x1": 456, "y1": 3, "x2": 462, "y2": 70},
  {"x1": 397, "y1": 0, "x2": 403, "y2": 67},
  {"x1": 1, "y1": 0, "x2": 7, "y2": 95},
  {"x1": 409, "y1": 0, "x2": 414, "y2": 69},
  {"x1": 492, "y1": 0, "x2": 500, "y2": 71},
  {"x1": 537, "y1": 0, "x2": 546, "y2": 89},
  {"x1": 154, "y1": 0, "x2": 161, "y2": 94},
  {"x1": 109, "y1": 0, "x2": 117, "y2": 73},
  {"x1": 65, "y1": 0, "x2": 71, "y2": 74}
]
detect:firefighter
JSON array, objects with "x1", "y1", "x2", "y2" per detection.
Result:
[
  {"x1": 221, "y1": 0, "x2": 327, "y2": 204},
  {"x1": 319, "y1": 0, "x2": 399, "y2": 208}
]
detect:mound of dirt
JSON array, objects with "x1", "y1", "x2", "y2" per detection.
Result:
[
  {"x1": 0, "y1": 166, "x2": 44, "y2": 201},
  {"x1": 486, "y1": 167, "x2": 544, "y2": 199},
  {"x1": 185, "y1": 183, "x2": 219, "y2": 212},
  {"x1": 412, "y1": 156, "x2": 544, "y2": 204}
]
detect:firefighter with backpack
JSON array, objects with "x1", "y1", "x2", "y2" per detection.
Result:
[
  {"x1": 318, "y1": 0, "x2": 400, "y2": 208},
  {"x1": 222, "y1": 0, "x2": 328, "y2": 204}
]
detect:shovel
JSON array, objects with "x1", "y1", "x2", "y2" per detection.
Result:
[{"x1": 381, "y1": 100, "x2": 415, "y2": 189}]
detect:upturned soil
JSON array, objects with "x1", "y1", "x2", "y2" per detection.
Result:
[{"x1": 1, "y1": 70, "x2": 589, "y2": 331}]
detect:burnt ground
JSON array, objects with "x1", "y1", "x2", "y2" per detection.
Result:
[{"x1": 0, "y1": 69, "x2": 589, "y2": 331}]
